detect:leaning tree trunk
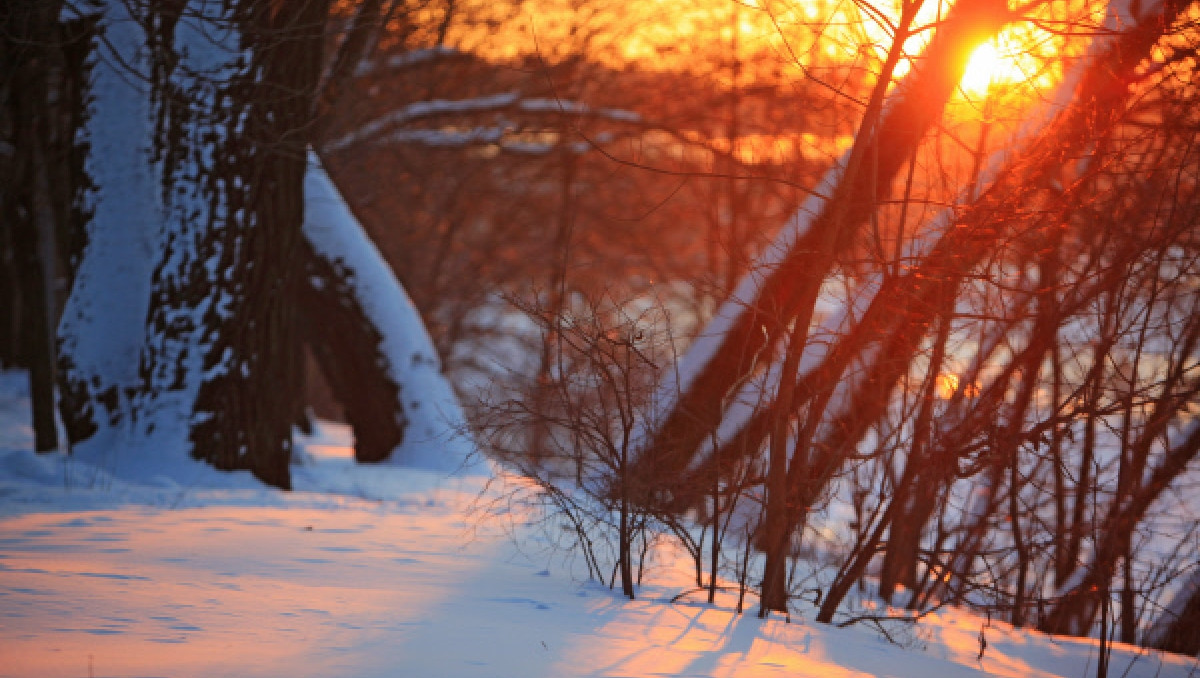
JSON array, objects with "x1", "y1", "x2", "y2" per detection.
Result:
[
  {"x1": 300, "y1": 236, "x2": 406, "y2": 463},
  {"x1": 302, "y1": 155, "x2": 478, "y2": 474},
  {"x1": 661, "y1": 0, "x2": 1184, "y2": 622},
  {"x1": 631, "y1": 0, "x2": 1010, "y2": 500}
]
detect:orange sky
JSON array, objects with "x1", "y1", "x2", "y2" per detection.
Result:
[{"x1": 440, "y1": 0, "x2": 1107, "y2": 103}]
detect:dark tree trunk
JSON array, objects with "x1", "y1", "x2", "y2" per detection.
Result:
[
  {"x1": 187, "y1": 0, "x2": 330, "y2": 488},
  {"x1": 0, "y1": 6, "x2": 94, "y2": 446},
  {"x1": 879, "y1": 302, "x2": 954, "y2": 603},
  {"x1": 313, "y1": 0, "x2": 385, "y2": 143},
  {"x1": 2, "y1": 0, "x2": 69, "y2": 453},
  {"x1": 0, "y1": 228, "x2": 19, "y2": 368},
  {"x1": 1042, "y1": 421, "x2": 1200, "y2": 635},
  {"x1": 15, "y1": 213, "x2": 57, "y2": 453}
]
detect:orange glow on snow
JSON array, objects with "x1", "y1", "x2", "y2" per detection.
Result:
[
  {"x1": 5, "y1": 477, "x2": 1197, "y2": 678},
  {"x1": 0, "y1": 504, "x2": 493, "y2": 677}
]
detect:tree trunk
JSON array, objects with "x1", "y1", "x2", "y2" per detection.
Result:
[
  {"x1": 184, "y1": 0, "x2": 330, "y2": 488},
  {"x1": 300, "y1": 237, "x2": 406, "y2": 463},
  {"x1": 3, "y1": 0, "x2": 68, "y2": 453},
  {"x1": 56, "y1": 1, "x2": 158, "y2": 449},
  {"x1": 879, "y1": 301, "x2": 954, "y2": 602},
  {"x1": 56, "y1": 0, "x2": 471, "y2": 483},
  {"x1": 1042, "y1": 421, "x2": 1200, "y2": 635},
  {"x1": 302, "y1": 155, "x2": 477, "y2": 473}
]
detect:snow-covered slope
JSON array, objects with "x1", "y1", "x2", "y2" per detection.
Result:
[{"x1": 0, "y1": 374, "x2": 1195, "y2": 678}]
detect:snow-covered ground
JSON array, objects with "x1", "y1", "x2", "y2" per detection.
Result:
[{"x1": 1, "y1": 370, "x2": 1197, "y2": 678}]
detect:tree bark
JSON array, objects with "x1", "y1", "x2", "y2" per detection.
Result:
[
  {"x1": 302, "y1": 155, "x2": 476, "y2": 473},
  {"x1": 1042, "y1": 421, "x2": 1200, "y2": 635},
  {"x1": 183, "y1": 0, "x2": 330, "y2": 488}
]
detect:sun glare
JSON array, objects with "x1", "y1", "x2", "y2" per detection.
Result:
[
  {"x1": 961, "y1": 39, "x2": 1028, "y2": 96},
  {"x1": 935, "y1": 373, "x2": 960, "y2": 400}
]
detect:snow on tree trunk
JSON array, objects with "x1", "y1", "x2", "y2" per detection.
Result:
[
  {"x1": 303, "y1": 154, "x2": 480, "y2": 474},
  {"x1": 57, "y1": 0, "x2": 477, "y2": 485},
  {"x1": 180, "y1": 0, "x2": 330, "y2": 489},
  {"x1": 56, "y1": 0, "x2": 166, "y2": 449},
  {"x1": 123, "y1": 0, "x2": 319, "y2": 489},
  {"x1": 59, "y1": 0, "x2": 330, "y2": 488}
]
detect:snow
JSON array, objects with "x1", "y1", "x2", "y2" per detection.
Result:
[
  {"x1": 353, "y1": 46, "x2": 463, "y2": 77},
  {"x1": 376, "y1": 126, "x2": 508, "y2": 147},
  {"x1": 517, "y1": 98, "x2": 644, "y2": 123},
  {"x1": 1, "y1": 371, "x2": 1197, "y2": 678},
  {"x1": 326, "y1": 92, "x2": 521, "y2": 151},
  {"x1": 325, "y1": 92, "x2": 643, "y2": 154}
]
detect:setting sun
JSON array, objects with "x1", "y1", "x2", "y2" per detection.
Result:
[{"x1": 961, "y1": 38, "x2": 1028, "y2": 96}]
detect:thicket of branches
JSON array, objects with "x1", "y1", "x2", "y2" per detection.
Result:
[
  {"x1": 332, "y1": 0, "x2": 1200, "y2": 657},
  {"x1": 607, "y1": 0, "x2": 1200, "y2": 656}
]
